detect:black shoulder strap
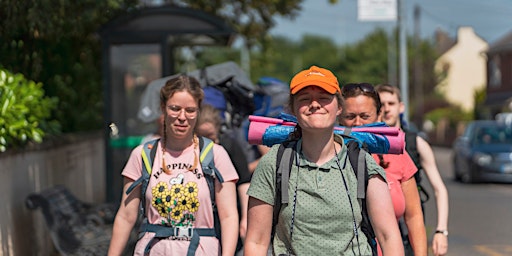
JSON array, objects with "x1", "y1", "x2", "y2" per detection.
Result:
[
  {"x1": 405, "y1": 130, "x2": 422, "y2": 172},
  {"x1": 404, "y1": 130, "x2": 430, "y2": 205},
  {"x1": 272, "y1": 140, "x2": 297, "y2": 238},
  {"x1": 346, "y1": 140, "x2": 367, "y2": 200},
  {"x1": 346, "y1": 140, "x2": 377, "y2": 255}
]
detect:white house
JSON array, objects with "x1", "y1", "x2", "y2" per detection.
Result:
[{"x1": 434, "y1": 27, "x2": 488, "y2": 111}]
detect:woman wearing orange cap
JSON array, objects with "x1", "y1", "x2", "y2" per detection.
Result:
[{"x1": 244, "y1": 66, "x2": 403, "y2": 256}]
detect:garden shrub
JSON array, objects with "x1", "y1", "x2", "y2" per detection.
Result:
[{"x1": 0, "y1": 68, "x2": 59, "y2": 152}]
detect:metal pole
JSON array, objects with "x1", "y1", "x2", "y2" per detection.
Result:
[
  {"x1": 398, "y1": 0, "x2": 409, "y2": 125},
  {"x1": 413, "y1": 4, "x2": 423, "y2": 128},
  {"x1": 388, "y1": 31, "x2": 397, "y2": 86},
  {"x1": 241, "y1": 38, "x2": 251, "y2": 79}
]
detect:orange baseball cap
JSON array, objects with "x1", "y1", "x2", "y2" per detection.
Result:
[{"x1": 289, "y1": 66, "x2": 340, "y2": 95}]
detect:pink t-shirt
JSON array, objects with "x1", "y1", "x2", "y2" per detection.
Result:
[
  {"x1": 372, "y1": 152, "x2": 417, "y2": 219},
  {"x1": 122, "y1": 140, "x2": 238, "y2": 255}
]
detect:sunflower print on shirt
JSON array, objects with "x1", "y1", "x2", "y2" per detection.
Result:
[{"x1": 151, "y1": 178, "x2": 200, "y2": 227}]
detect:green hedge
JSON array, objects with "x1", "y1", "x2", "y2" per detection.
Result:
[{"x1": 0, "y1": 69, "x2": 59, "y2": 152}]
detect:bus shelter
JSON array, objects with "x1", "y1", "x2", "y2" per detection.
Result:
[{"x1": 100, "y1": 5, "x2": 236, "y2": 202}]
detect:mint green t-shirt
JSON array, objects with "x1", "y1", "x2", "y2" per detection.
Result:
[{"x1": 247, "y1": 136, "x2": 386, "y2": 256}]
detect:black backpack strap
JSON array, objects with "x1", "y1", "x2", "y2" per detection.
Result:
[
  {"x1": 346, "y1": 140, "x2": 377, "y2": 255},
  {"x1": 404, "y1": 130, "x2": 430, "y2": 206},
  {"x1": 347, "y1": 140, "x2": 367, "y2": 200},
  {"x1": 405, "y1": 130, "x2": 422, "y2": 173},
  {"x1": 272, "y1": 140, "x2": 297, "y2": 239}
]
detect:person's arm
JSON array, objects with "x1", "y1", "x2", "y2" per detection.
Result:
[
  {"x1": 108, "y1": 178, "x2": 141, "y2": 256},
  {"x1": 244, "y1": 197, "x2": 273, "y2": 256},
  {"x1": 366, "y1": 175, "x2": 404, "y2": 256},
  {"x1": 402, "y1": 177, "x2": 427, "y2": 256},
  {"x1": 417, "y1": 136, "x2": 449, "y2": 256},
  {"x1": 237, "y1": 182, "x2": 250, "y2": 242},
  {"x1": 216, "y1": 180, "x2": 239, "y2": 256}
]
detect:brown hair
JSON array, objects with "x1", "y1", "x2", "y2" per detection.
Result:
[
  {"x1": 341, "y1": 83, "x2": 382, "y2": 115},
  {"x1": 160, "y1": 75, "x2": 204, "y2": 109},
  {"x1": 196, "y1": 104, "x2": 222, "y2": 133},
  {"x1": 374, "y1": 84, "x2": 402, "y2": 101},
  {"x1": 377, "y1": 154, "x2": 390, "y2": 169}
]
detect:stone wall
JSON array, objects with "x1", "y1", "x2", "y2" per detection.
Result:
[{"x1": 0, "y1": 132, "x2": 106, "y2": 256}]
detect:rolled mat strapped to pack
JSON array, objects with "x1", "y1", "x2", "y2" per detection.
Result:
[{"x1": 247, "y1": 113, "x2": 405, "y2": 154}]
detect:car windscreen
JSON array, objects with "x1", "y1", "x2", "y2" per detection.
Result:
[{"x1": 472, "y1": 124, "x2": 512, "y2": 145}]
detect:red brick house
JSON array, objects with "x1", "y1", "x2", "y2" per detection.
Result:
[{"x1": 485, "y1": 31, "x2": 512, "y2": 117}]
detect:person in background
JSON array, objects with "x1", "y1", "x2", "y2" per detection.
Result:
[
  {"x1": 375, "y1": 84, "x2": 449, "y2": 256},
  {"x1": 245, "y1": 66, "x2": 403, "y2": 256},
  {"x1": 108, "y1": 75, "x2": 239, "y2": 256},
  {"x1": 140, "y1": 113, "x2": 165, "y2": 145},
  {"x1": 195, "y1": 104, "x2": 252, "y2": 255},
  {"x1": 246, "y1": 77, "x2": 289, "y2": 174},
  {"x1": 339, "y1": 82, "x2": 427, "y2": 256}
]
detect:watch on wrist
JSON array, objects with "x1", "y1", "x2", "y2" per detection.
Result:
[{"x1": 435, "y1": 230, "x2": 449, "y2": 236}]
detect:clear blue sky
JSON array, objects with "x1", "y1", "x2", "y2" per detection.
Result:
[{"x1": 270, "y1": 0, "x2": 512, "y2": 45}]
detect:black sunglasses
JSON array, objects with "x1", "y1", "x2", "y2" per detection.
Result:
[
  {"x1": 341, "y1": 83, "x2": 375, "y2": 96},
  {"x1": 341, "y1": 82, "x2": 381, "y2": 112}
]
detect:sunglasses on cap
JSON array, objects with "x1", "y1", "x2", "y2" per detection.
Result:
[{"x1": 341, "y1": 83, "x2": 375, "y2": 96}]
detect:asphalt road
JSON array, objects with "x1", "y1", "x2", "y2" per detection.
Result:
[{"x1": 423, "y1": 146, "x2": 512, "y2": 256}]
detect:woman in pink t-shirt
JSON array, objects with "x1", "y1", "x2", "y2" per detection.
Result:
[
  {"x1": 339, "y1": 83, "x2": 427, "y2": 256},
  {"x1": 108, "y1": 75, "x2": 239, "y2": 256}
]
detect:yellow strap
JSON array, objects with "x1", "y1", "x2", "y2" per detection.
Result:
[
  {"x1": 141, "y1": 149, "x2": 152, "y2": 175},
  {"x1": 200, "y1": 141, "x2": 214, "y2": 162}
]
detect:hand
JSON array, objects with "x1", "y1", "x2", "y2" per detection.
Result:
[{"x1": 432, "y1": 233, "x2": 448, "y2": 256}]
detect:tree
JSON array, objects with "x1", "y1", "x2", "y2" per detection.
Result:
[
  {"x1": 167, "y1": 0, "x2": 303, "y2": 48},
  {"x1": 1, "y1": 1, "x2": 340, "y2": 134},
  {"x1": 338, "y1": 28, "x2": 391, "y2": 85},
  {"x1": 0, "y1": 0, "x2": 138, "y2": 133}
]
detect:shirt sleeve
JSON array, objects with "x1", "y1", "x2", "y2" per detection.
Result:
[
  {"x1": 212, "y1": 143, "x2": 239, "y2": 183},
  {"x1": 365, "y1": 152, "x2": 387, "y2": 181},
  {"x1": 247, "y1": 145, "x2": 279, "y2": 205},
  {"x1": 121, "y1": 145, "x2": 144, "y2": 182},
  {"x1": 401, "y1": 151, "x2": 418, "y2": 181}
]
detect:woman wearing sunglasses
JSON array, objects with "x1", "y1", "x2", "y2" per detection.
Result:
[
  {"x1": 244, "y1": 66, "x2": 403, "y2": 256},
  {"x1": 339, "y1": 83, "x2": 427, "y2": 256},
  {"x1": 108, "y1": 75, "x2": 239, "y2": 256}
]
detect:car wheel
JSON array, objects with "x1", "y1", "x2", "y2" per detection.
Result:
[
  {"x1": 453, "y1": 157, "x2": 462, "y2": 181},
  {"x1": 461, "y1": 168, "x2": 479, "y2": 183}
]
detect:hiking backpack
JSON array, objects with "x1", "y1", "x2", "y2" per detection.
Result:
[
  {"x1": 201, "y1": 80, "x2": 255, "y2": 130},
  {"x1": 239, "y1": 77, "x2": 290, "y2": 164},
  {"x1": 272, "y1": 139, "x2": 377, "y2": 256},
  {"x1": 399, "y1": 130, "x2": 431, "y2": 255},
  {"x1": 252, "y1": 77, "x2": 289, "y2": 118},
  {"x1": 125, "y1": 137, "x2": 224, "y2": 256},
  {"x1": 404, "y1": 130, "x2": 430, "y2": 208}
]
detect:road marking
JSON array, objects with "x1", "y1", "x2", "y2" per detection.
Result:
[{"x1": 474, "y1": 245, "x2": 512, "y2": 256}]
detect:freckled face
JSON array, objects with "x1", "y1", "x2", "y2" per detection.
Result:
[
  {"x1": 292, "y1": 86, "x2": 342, "y2": 132},
  {"x1": 340, "y1": 95, "x2": 379, "y2": 127},
  {"x1": 163, "y1": 91, "x2": 198, "y2": 139}
]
